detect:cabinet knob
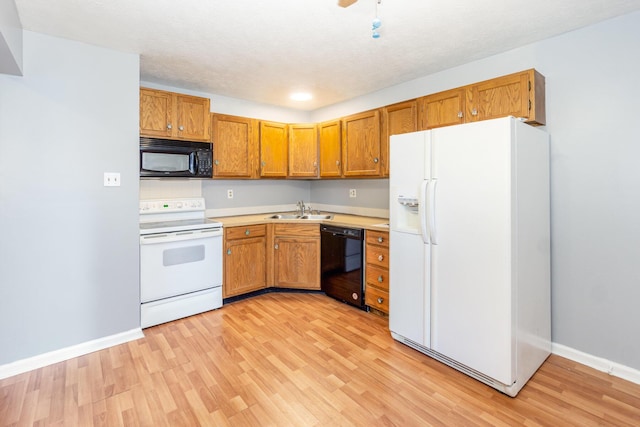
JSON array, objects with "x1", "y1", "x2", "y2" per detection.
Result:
[
  {"x1": 214, "y1": 159, "x2": 219, "y2": 165},
  {"x1": 274, "y1": 244, "x2": 279, "y2": 250},
  {"x1": 167, "y1": 123, "x2": 172, "y2": 130},
  {"x1": 373, "y1": 157, "x2": 379, "y2": 163},
  {"x1": 471, "y1": 108, "x2": 478, "y2": 116},
  {"x1": 336, "y1": 160, "x2": 340, "y2": 166},
  {"x1": 227, "y1": 249, "x2": 231, "y2": 255},
  {"x1": 457, "y1": 111, "x2": 463, "y2": 118},
  {"x1": 178, "y1": 125, "x2": 184, "y2": 131},
  {"x1": 377, "y1": 297, "x2": 384, "y2": 304},
  {"x1": 378, "y1": 254, "x2": 384, "y2": 262},
  {"x1": 245, "y1": 229, "x2": 250, "y2": 236},
  {"x1": 377, "y1": 237, "x2": 384, "y2": 243},
  {"x1": 261, "y1": 161, "x2": 266, "y2": 167},
  {"x1": 378, "y1": 275, "x2": 383, "y2": 283}
]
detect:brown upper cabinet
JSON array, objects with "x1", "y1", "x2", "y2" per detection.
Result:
[
  {"x1": 210, "y1": 113, "x2": 259, "y2": 178},
  {"x1": 341, "y1": 110, "x2": 382, "y2": 177},
  {"x1": 259, "y1": 121, "x2": 288, "y2": 178},
  {"x1": 466, "y1": 69, "x2": 545, "y2": 125},
  {"x1": 381, "y1": 100, "x2": 418, "y2": 176},
  {"x1": 319, "y1": 120, "x2": 342, "y2": 178},
  {"x1": 140, "y1": 88, "x2": 210, "y2": 141},
  {"x1": 288, "y1": 123, "x2": 319, "y2": 178},
  {"x1": 418, "y1": 88, "x2": 466, "y2": 130}
]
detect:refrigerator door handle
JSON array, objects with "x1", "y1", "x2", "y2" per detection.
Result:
[
  {"x1": 419, "y1": 179, "x2": 430, "y2": 244},
  {"x1": 428, "y1": 178, "x2": 438, "y2": 245}
]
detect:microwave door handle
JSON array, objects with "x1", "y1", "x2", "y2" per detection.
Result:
[{"x1": 190, "y1": 152, "x2": 198, "y2": 174}]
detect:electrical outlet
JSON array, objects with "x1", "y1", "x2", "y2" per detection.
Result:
[
  {"x1": 227, "y1": 189, "x2": 234, "y2": 199},
  {"x1": 103, "y1": 172, "x2": 121, "y2": 187},
  {"x1": 349, "y1": 188, "x2": 357, "y2": 198}
]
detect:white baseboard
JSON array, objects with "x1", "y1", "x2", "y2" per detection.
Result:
[
  {"x1": 552, "y1": 343, "x2": 640, "y2": 385},
  {"x1": 0, "y1": 328, "x2": 144, "y2": 380}
]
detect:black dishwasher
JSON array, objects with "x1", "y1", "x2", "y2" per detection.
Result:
[{"x1": 320, "y1": 225, "x2": 365, "y2": 310}]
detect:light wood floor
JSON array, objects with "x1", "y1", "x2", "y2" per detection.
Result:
[{"x1": 1, "y1": 292, "x2": 639, "y2": 426}]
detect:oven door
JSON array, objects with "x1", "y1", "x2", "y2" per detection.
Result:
[{"x1": 140, "y1": 228, "x2": 222, "y2": 303}]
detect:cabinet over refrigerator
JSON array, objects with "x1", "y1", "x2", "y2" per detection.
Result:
[{"x1": 388, "y1": 116, "x2": 551, "y2": 397}]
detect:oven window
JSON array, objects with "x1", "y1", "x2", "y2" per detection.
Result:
[
  {"x1": 142, "y1": 152, "x2": 190, "y2": 172},
  {"x1": 163, "y1": 245, "x2": 205, "y2": 266}
]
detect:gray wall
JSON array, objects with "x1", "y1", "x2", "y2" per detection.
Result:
[
  {"x1": 0, "y1": 0, "x2": 23, "y2": 75},
  {"x1": 0, "y1": 32, "x2": 140, "y2": 364},
  {"x1": 311, "y1": 179, "x2": 389, "y2": 210},
  {"x1": 312, "y1": 12, "x2": 640, "y2": 370},
  {"x1": 202, "y1": 179, "x2": 310, "y2": 210}
]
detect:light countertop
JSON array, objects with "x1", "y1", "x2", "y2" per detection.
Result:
[{"x1": 209, "y1": 212, "x2": 390, "y2": 232}]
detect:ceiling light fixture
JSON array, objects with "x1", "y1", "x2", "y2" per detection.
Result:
[
  {"x1": 290, "y1": 92, "x2": 313, "y2": 101},
  {"x1": 372, "y1": 0, "x2": 382, "y2": 39}
]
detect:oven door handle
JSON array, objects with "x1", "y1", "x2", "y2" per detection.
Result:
[{"x1": 140, "y1": 228, "x2": 222, "y2": 245}]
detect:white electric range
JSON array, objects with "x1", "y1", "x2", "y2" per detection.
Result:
[{"x1": 139, "y1": 197, "x2": 223, "y2": 328}]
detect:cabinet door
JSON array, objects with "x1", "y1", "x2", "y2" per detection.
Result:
[
  {"x1": 342, "y1": 110, "x2": 381, "y2": 177},
  {"x1": 260, "y1": 121, "x2": 288, "y2": 177},
  {"x1": 140, "y1": 88, "x2": 173, "y2": 138},
  {"x1": 418, "y1": 88, "x2": 465, "y2": 130},
  {"x1": 319, "y1": 120, "x2": 342, "y2": 177},
  {"x1": 381, "y1": 100, "x2": 417, "y2": 177},
  {"x1": 466, "y1": 69, "x2": 545, "y2": 124},
  {"x1": 288, "y1": 123, "x2": 318, "y2": 178},
  {"x1": 274, "y1": 236, "x2": 320, "y2": 289},
  {"x1": 211, "y1": 114, "x2": 258, "y2": 178},
  {"x1": 175, "y1": 94, "x2": 210, "y2": 141},
  {"x1": 224, "y1": 236, "x2": 267, "y2": 298}
]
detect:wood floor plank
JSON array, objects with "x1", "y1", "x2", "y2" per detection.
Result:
[{"x1": 2, "y1": 292, "x2": 640, "y2": 426}]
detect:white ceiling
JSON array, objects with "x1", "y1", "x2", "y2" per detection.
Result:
[{"x1": 13, "y1": 0, "x2": 640, "y2": 110}]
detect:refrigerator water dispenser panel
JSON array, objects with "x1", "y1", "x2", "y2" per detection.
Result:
[{"x1": 398, "y1": 197, "x2": 419, "y2": 207}]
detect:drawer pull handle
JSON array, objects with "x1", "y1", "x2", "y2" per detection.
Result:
[
  {"x1": 378, "y1": 275, "x2": 383, "y2": 283},
  {"x1": 245, "y1": 229, "x2": 250, "y2": 235},
  {"x1": 378, "y1": 255, "x2": 384, "y2": 262},
  {"x1": 377, "y1": 237, "x2": 384, "y2": 243},
  {"x1": 377, "y1": 297, "x2": 384, "y2": 304}
]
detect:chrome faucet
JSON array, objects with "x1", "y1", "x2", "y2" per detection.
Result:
[{"x1": 296, "y1": 200, "x2": 305, "y2": 216}]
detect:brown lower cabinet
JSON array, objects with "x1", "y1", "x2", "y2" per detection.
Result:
[
  {"x1": 223, "y1": 224, "x2": 267, "y2": 298},
  {"x1": 364, "y1": 230, "x2": 389, "y2": 314},
  {"x1": 273, "y1": 223, "x2": 321, "y2": 290}
]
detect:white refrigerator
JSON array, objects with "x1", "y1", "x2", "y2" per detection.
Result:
[{"x1": 389, "y1": 116, "x2": 551, "y2": 397}]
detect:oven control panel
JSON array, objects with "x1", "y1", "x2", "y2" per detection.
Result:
[{"x1": 139, "y1": 198, "x2": 205, "y2": 214}]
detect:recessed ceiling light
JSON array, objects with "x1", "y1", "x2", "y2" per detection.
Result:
[{"x1": 290, "y1": 92, "x2": 313, "y2": 101}]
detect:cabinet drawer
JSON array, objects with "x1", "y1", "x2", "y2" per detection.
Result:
[
  {"x1": 365, "y1": 286, "x2": 389, "y2": 314},
  {"x1": 366, "y1": 245, "x2": 389, "y2": 268},
  {"x1": 226, "y1": 224, "x2": 267, "y2": 240},
  {"x1": 366, "y1": 264, "x2": 389, "y2": 291},
  {"x1": 274, "y1": 223, "x2": 319, "y2": 237},
  {"x1": 366, "y1": 230, "x2": 389, "y2": 247}
]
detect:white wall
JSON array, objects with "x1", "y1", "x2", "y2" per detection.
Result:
[
  {"x1": 0, "y1": 0, "x2": 23, "y2": 75},
  {"x1": 314, "y1": 11, "x2": 640, "y2": 371},
  {"x1": 0, "y1": 32, "x2": 140, "y2": 365}
]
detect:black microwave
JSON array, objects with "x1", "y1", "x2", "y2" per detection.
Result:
[{"x1": 140, "y1": 137, "x2": 213, "y2": 178}]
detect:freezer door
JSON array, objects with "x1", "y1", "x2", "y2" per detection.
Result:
[
  {"x1": 389, "y1": 230, "x2": 430, "y2": 347},
  {"x1": 429, "y1": 118, "x2": 516, "y2": 386},
  {"x1": 389, "y1": 131, "x2": 429, "y2": 235}
]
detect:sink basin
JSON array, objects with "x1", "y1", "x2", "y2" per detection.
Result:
[
  {"x1": 300, "y1": 214, "x2": 334, "y2": 220},
  {"x1": 267, "y1": 214, "x2": 301, "y2": 219},
  {"x1": 266, "y1": 213, "x2": 334, "y2": 220}
]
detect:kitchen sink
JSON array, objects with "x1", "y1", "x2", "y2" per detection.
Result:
[
  {"x1": 266, "y1": 213, "x2": 334, "y2": 220},
  {"x1": 300, "y1": 214, "x2": 334, "y2": 220},
  {"x1": 267, "y1": 214, "x2": 301, "y2": 219}
]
